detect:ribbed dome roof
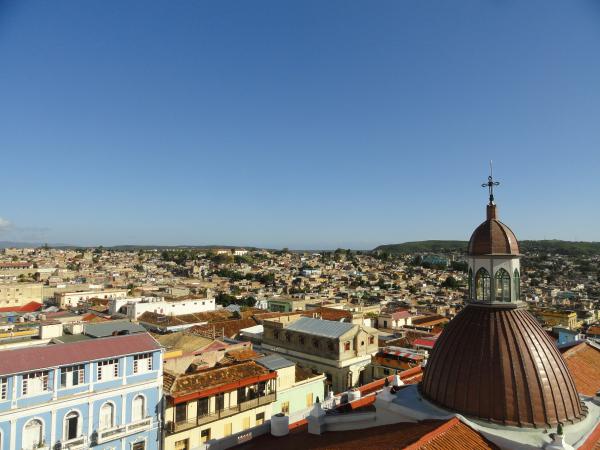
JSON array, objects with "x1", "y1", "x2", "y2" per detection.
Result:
[
  {"x1": 468, "y1": 204, "x2": 519, "y2": 256},
  {"x1": 421, "y1": 305, "x2": 587, "y2": 428}
]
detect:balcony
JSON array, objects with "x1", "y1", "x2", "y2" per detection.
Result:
[
  {"x1": 61, "y1": 436, "x2": 87, "y2": 450},
  {"x1": 168, "y1": 393, "x2": 277, "y2": 434},
  {"x1": 96, "y1": 417, "x2": 153, "y2": 444},
  {"x1": 238, "y1": 392, "x2": 277, "y2": 412}
]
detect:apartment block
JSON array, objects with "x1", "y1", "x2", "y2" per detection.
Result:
[{"x1": 0, "y1": 333, "x2": 163, "y2": 450}]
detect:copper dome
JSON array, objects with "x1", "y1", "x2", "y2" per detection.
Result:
[
  {"x1": 468, "y1": 204, "x2": 519, "y2": 256},
  {"x1": 421, "y1": 305, "x2": 587, "y2": 428}
]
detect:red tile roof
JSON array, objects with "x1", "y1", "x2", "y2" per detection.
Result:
[
  {"x1": 358, "y1": 367, "x2": 424, "y2": 396},
  {"x1": 561, "y1": 341, "x2": 600, "y2": 396},
  {"x1": 81, "y1": 313, "x2": 109, "y2": 322},
  {"x1": 405, "y1": 417, "x2": 499, "y2": 450},
  {"x1": 0, "y1": 301, "x2": 42, "y2": 313},
  {"x1": 391, "y1": 310, "x2": 412, "y2": 320},
  {"x1": 0, "y1": 262, "x2": 31, "y2": 268},
  {"x1": 579, "y1": 421, "x2": 600, "y2": 450},
  {"x1": 301, "y1": 307, "x2": 353, "y2": 322},
  {"x1": 0, "y1": 333, "x2": 160, "y2": 376},
  {"x1": 239, "y1": 417, "x2": 498, "y2": 449},
  {"x1": 587, "y1": 326, "x2": 600, "y2": 336},
  {"x1": 413, "y1": 337, "x2": 437, "y2": 349},
  {"x1": 165, "y1": 361, "x2": 275, "y2": 402}
]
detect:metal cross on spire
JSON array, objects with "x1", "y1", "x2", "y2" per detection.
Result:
[{"x1": 482, "y1": 160, "x2": 500, "y2": 204}]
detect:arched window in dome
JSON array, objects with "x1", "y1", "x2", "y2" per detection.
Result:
[
  {"x1": 468, "y1": 268, "x2": 473, "y2": 297},
  {"x1": 475, "y1": 268, "x2": 490, "y2": 301},
  {"x1": 495, "y1": 269, "x2": 511, "y2": 302},
  {"x1": 514, "y1": 269, "x2": 520, "y2": 301}
]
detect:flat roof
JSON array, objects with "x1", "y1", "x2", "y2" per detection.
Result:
[
  {"x1": 84, "y1": 320, "x2": 146, "y2": 338},
  {"x1": 256, "y1": 354, "x2": 295, "y2": 371}
]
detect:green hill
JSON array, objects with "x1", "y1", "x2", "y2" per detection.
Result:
[
  {"x1": 374, "y1": 239, "x2": 600, "y2": 256},
  {"x1": 374, "y1": 240, "x2": 467, "y2": 254}
]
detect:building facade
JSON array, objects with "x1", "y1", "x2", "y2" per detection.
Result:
[
  {"x1": 110, "y1": 297, "x2": 216, "y2": 320},
  {"x1": 262, "y1": 316, "x2": 378, "y2": 393},
  {"x1": 0, "y1": 283, "x2": 43, "y2": 309},
  {"x1": 0, "y1": 333, "x2": 162, "y2": 450},
  {"x1": 54, "y1": 289, "x2": 128, "y2": 309},
  {"x1": 255, "y1": 354, "x2": 325, "y2": 421},
  {"x1": 163, "y1": 361, "x2": 277, "y2": 450}
]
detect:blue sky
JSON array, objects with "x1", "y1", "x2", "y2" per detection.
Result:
[{"x1": 1, "y1": 1, "x2": 599, "y2": 249}]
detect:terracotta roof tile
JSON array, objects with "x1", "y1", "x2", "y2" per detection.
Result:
[
  {"x1": 189, "y1": 318, "x2": 259, "y2": 339},
  {"x1": 301, "y1": 307, "x2": 353, "y2": 322},
  {"x1": 166, "y1": 361, "x2": 271, "y2": 397},
  {"x1": 561, "y1": 341, "x2": 600, "y2": 396},
  {"x1": 587, "y1": 326, "x2": 600, "y2": 336},
  {"x1": 405, "y1": 418, "x2": 499, "y2": 450},
  {"x1": 239, "y1": 418, "x2": 498, "y2": 450},
  {"x1": 0, "y1": 301, "x2": 42, "y2": 313}
]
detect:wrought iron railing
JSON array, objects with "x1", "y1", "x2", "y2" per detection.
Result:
[{"x1": 168, "y1": 393, "x2": 277, "y2": 433}]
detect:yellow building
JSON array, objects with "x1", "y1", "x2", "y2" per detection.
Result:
[
  {"x1": 538, "y1": 309, "x2": 578, "y2": 329},
  {"x1": 0, "y1": 282, "x2": 43, "y2": 308},
  {"x1": 163, "y1": 361, "x2": 277, "y2": 450}
]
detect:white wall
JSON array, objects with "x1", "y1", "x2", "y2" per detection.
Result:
[
  {"x1": 57, "y1": 290, "x2": 128, "y2": 309},
  {"x1": 124, "y1": 298, "x2": 216, "y2": 319}
]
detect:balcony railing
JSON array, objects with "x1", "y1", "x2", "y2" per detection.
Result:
[
  {"x1": 61, "y1": 436, "x2": 87, "y2": 450},
  {"x1": 96, "y1": 417, "x2": 153, "y2": 444},
  {"x1": 168, "y1": 392, "x2": 277, "y2": 434}
]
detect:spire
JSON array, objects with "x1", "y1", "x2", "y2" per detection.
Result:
[{"x1": 482, "y1": 161, "x2": 500, "y2": 220}]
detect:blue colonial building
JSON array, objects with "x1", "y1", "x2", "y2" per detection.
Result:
[{"x1": 0, "y1": 330, "x2": 162, "y2": 450}]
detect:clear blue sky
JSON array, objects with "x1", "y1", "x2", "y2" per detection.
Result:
[{"x1": 1, "y1": 1, "x2": 599, "y2": 249}]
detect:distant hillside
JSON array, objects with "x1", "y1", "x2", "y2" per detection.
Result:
[
  {"x1": 375, "y1": 240, "x2": 467, "y2": 254},
  {"x1": 374, "y1": 239, "x2": 600, "y2": 256}
]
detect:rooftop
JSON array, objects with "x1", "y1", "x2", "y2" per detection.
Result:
[
  {"x1": 239, "y1": 417, "x2": 499, "y2": 450},
  {"x1": 153, "y1": 331, "x2": 214, "y2": 354},
  {"x1": 84, "y1": 320, "x2": 146, "y2": 338},
  {"x1": 561, "y1": 340, "x2": 600, "y2": 396},
  {"x1": 165, "y1": 360, "x2": 274, "y2": 399},
  {"x1": 0, "y1": 333, "x2": 160, "y2": 376},
  {"x1": 255, "y1": 354, "x2": 295, "y2": 371},
  {"x1": 285, "y1": 316, "x2": 354, "y2": 338}
]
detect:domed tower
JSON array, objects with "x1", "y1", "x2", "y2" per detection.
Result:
[
  {"x1": 467, "y1": 172, "x2": 521, "y2": 305},
  {"x1": 421, "y1": 169, "x2": 587, "y2": 429}
]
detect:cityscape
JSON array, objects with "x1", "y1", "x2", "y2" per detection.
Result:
[
  {"x1": 1, "y1": 1, "x2": 600, "y2": 450},
  {"x1": 0, "y1": 182, "x2": 599, "y2": 449}
]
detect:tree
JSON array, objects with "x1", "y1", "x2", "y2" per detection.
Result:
[
  {"x1": 215, "y1": 293, "x2": 237, "y2": 306},
  {"x1": 450, "y1": 261, "x2": 468, "y2": 272},
  {"x1": 442, "y1": 276, "x2": 459, "y2": 289}
]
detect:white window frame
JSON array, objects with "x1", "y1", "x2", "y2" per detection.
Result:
[
  {"x1": 0, "y1": 377, "x2": 7, "y2": 400},
  {"x1": 130, "y1": 438, "x2": 146, "y2": 450},
  {"x1": 133, "y1": 353, "x2": 153, "y2": 374},
  {"x1": 22, "y1": 371, "x2": 49, "y2": 396},
  {"x1": 131, "y1": 395, "x2": 146, "y2": 422},
  {"x1": 97, "y1": 359, "x2": 119, "y2": 381},
  {"x1": 63, "y1": 410, "x2": 81, "y2": 441},
  {"x1": 99, "y1": 402, "x2": 115, "y2": 430},
  {"x1": 60, "y1": 365, "x2": 85, "y2": 389},
  {"x1": 22, "y1": 418, "x2": 44, "y2": 449}
]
